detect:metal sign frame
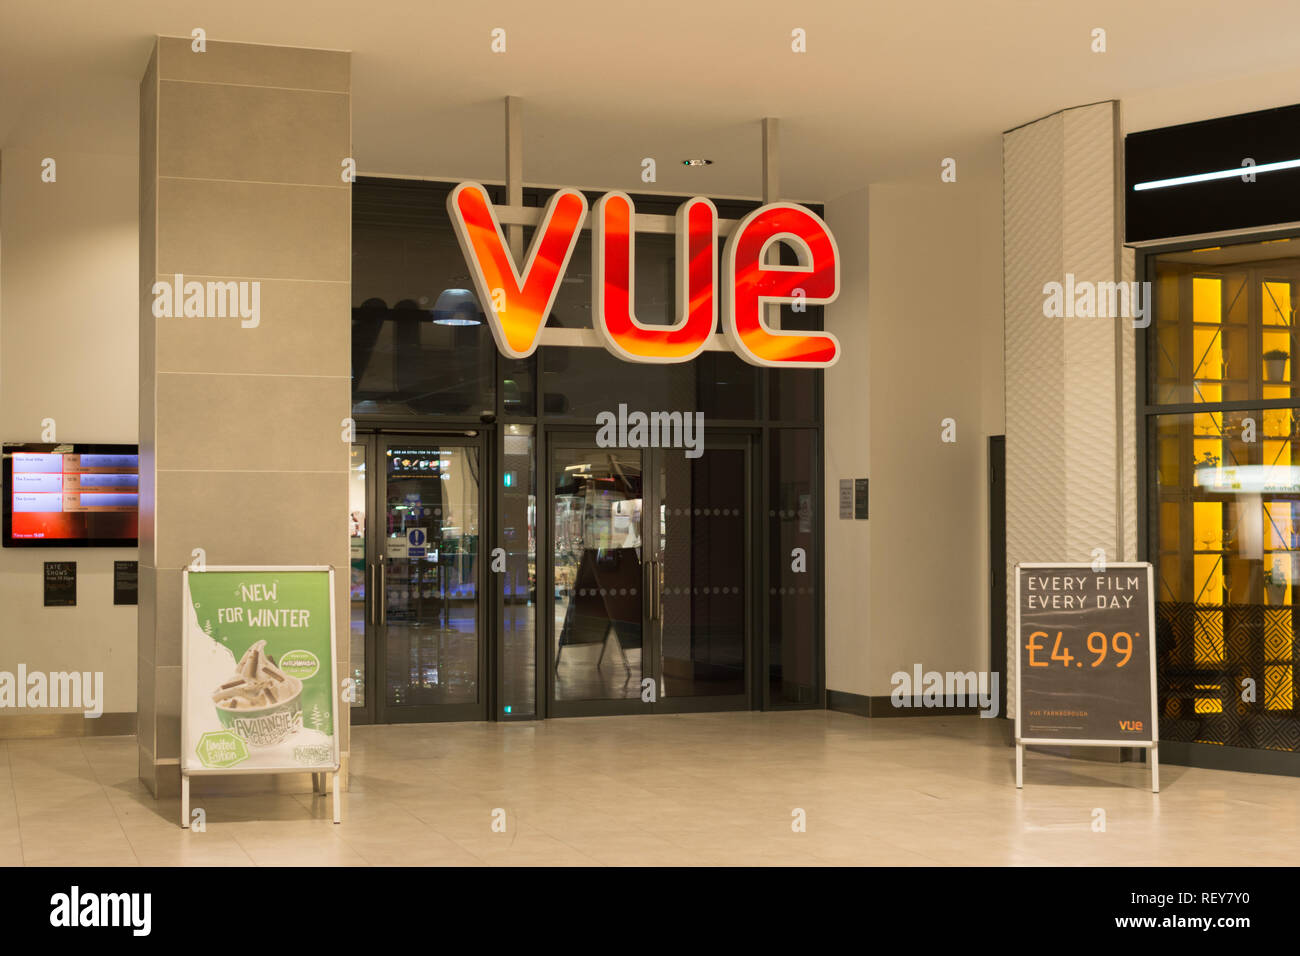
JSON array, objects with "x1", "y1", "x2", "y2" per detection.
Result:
[
  {"x1": 180, "y1": 565, "x2": 342, "y2": 826},
  {"x1": 1014, "y1": 561, "x2": 1159, "y2": 792}
]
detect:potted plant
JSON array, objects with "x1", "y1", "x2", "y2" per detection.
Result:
[
  {"x1": 1264, "y1": 349, "x2": 1290, "y2": 383},
  {"x1": 1265, "y1": 567, "x2": 1289, "y2": 605}
]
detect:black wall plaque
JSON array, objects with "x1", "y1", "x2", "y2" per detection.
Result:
[
  {"x1": 43, "y1": 561, "x2": 76, "y2": 607},
  {"x1": 854, "y1": 478, "x2": 869, "y2": 520},
  {"x1": 113, "y1": 560, "x2": 138, "y2": 606}
]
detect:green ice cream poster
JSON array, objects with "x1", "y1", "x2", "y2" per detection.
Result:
[{"x1": 182, "y1": 568, "x2": 338, "y2": 773}]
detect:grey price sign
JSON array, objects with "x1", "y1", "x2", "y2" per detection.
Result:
[
  {"x1": 1014, "y1": 562, "x2": 1158, "y2": 792},
  {"x1": 839, "y1": 479, "x2": 853, "y2": 519}
]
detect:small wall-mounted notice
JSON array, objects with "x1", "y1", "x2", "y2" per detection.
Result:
[
  {"x1": 113, "y1": 560, "x2": 138, "y2": 606},
  {"x1": 44, "y1": 561, "x2": 76, "y2": 606},
  {"x1": 840, "y1": 479, "x2": 869, "y2": 520}
]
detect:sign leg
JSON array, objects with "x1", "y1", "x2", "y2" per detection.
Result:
[
  {"x1": 332, "y1": 771, "x2": 342, "y2": 824},
  {"x1": 1015, "y1": 742, "x2": 1024, "y2": 788},
  {"x1": 1151, "y1": 743, "x2": 1159, "y2": 793},
  {"x1": 181, "y1": 774, "x2": 190, "y2": 829}
]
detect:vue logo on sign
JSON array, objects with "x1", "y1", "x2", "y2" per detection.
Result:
[{"x1": 447, "y1": 182, "x2": 841, "y2": 367}]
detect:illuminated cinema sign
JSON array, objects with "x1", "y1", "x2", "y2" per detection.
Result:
[{"x1": 447, "y1": 182, "x2": 841, "y2": 367}]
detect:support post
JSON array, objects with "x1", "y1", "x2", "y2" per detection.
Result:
[
  {"x1": 761, "y1": 117, "x2": 781, "y2": 329},
  {"x1": 506, "y1": 95, "x2": 523, "y2": 260},
  {"x1": 181, "y1": 775, "x2": 190, "y2": 828},
  {"x1": 761, "y1": 117, "x2": 779, "y2": 203},
  {"x1": 1015, "y1": 743, "x2": 1024, "y2": 788}
]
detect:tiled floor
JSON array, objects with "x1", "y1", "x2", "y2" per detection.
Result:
[{"x1": 1, "y1": 711, "x2": 1296, "y2": 865}]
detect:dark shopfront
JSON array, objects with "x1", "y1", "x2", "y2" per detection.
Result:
[
  {"x1": 1132, "y1": 103, "x2": 1300, "y2": 772},
  {"x1": 347, "y1": 176, "x2": 824, "y2": 724}
]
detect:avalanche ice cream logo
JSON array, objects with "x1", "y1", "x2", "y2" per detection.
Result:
[{"x1": 447, "y1": 182, "x2": 841, "y2": 367}]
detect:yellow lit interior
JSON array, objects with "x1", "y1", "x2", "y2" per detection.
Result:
[
  {"x1": 1161, "y1": 266, "x2": 1300, "y2": 735},
  {"x1": 1192, "y1": 277, "x2": 1223, "y2": 404}
]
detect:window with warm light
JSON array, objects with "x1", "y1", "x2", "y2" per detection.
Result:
[{"x1": 1146, "y1": 238, "x2": 1300, "y2": 751}]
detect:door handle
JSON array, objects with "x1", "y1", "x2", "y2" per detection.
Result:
[
  {"x1": 658, "y1": 559, "x2": 664, "y2": 623},
  {"x1": 378, "y1": 562, "x2": 386, "y2": 626},
  {"x1": 369, "y1": 563, "x2": 375, "y2": 625},
  {"x1": 645, "y1": 561, "x2": 653, "y2": 620},
  {"x1": 654, "y1": 558, "x2": 663, "y2": 622}
]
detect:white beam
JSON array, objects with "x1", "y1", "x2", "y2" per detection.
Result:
[{"x1": 538, "y1": 327, "x2": 730, "y2": 350}]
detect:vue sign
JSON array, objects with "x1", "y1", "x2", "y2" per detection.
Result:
[{"x1": 447, "y1": 183, "x2": 841, "y2": 367}]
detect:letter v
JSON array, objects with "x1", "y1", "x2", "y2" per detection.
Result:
[{"x1": 447, "y1": 182, "x2": 588, "y2": 358}]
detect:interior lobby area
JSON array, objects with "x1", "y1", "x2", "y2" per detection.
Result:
[{"x1": 2, "y1": 2, "x2": 1299, "y2": 936}]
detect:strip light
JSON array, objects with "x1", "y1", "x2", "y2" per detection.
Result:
[{"x1": 1134, "y1": 158, "x2": 1300, "y2": 191}]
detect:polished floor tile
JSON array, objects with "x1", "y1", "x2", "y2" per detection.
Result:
[{"x1": 1, "y1": 712, "x2": 1296, "y2": 865}]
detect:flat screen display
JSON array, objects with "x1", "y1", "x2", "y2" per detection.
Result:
[{"x1": 2, "y1": 443, "x2": 139, "y2": 547}]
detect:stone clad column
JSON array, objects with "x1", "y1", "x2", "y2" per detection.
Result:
[
  {"x1": 1002, "y1": 100, "x2": 1137, "y2": 720},
  {"x1": 138, "y1": 37, "x2": 352, "y2": 796}
]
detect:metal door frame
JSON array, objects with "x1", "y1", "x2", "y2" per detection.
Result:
[{"x1": 359, "y1": 429, "x2": 491, "y2": 724}]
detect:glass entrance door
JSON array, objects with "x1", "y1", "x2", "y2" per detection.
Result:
[
  {"x1": 550, "y1": 443, "x2": 647, "y2": 711},
  {"x1": 654, "y1": 439, "x2": 751, "y2": 709},
  {"x1": 547, "y1": 433, "x2": 752, "y2": 716},
  {"x1": 354, "y1": 434, "x2": 487, "y2": 723}
]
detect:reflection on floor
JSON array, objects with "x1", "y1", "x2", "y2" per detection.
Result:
[
  {"x1": 555, "y1": 642, "x2": 643, "y2": 700},
  {"x1": 385, "y1": 620, "x2": 478, "y2": 707},
  {"x1": 2, "y1": 712, "x2": 1297, "y2": 865}
]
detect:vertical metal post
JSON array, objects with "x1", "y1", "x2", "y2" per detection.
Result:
[
  {"x1": 1015, "y1": 743, "x2": 1024, "y2": 788},
  {"x1": 506, "y1": 96, "x2": 523, "y2": 260},
  {"x1": 762, "y1": 117, "x2": 779, "y2": 203},
  {"x1": 762, "y1": 117, "x2": 780, "y2": 330},
  {"x1": 180, "y1": 774, "x2": 190, "y2": 828}
]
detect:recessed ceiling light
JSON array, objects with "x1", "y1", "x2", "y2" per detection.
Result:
[{"x1": 681, "y1": 159, "x2": 713, "y2": 166}]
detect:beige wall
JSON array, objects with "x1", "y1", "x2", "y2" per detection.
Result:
[
  {"x1": 0, "y1": 93, "x2": 141, "y2": 716},
  {"x1": 824, "y1": 152, "x2": 1004, "y2": 699}
]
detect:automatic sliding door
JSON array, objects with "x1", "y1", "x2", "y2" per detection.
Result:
[
  {"x1": 654, "y1": 440, "x2": 750, "y2": 707},
  {"x1": 550, "y1": 443, "x2": 647, "y2": 712},
  {"x1": 545, "y1": 433, "x2": 751, "y2": 716}
]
